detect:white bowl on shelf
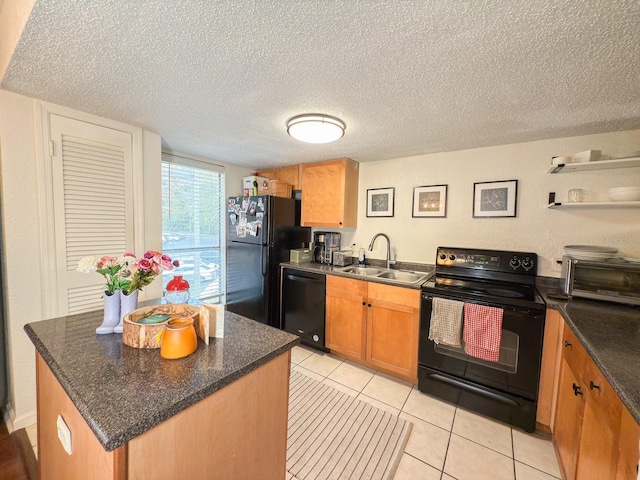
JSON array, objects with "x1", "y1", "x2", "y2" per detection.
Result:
[{"x1": 607, "y1": 186, "x2": 640, "y2": 201}]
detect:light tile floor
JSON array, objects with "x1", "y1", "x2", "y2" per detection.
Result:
[
  {"x1": 25, "y1": 422, "x2": 37, "y2": 459},
  {"x1": 289, "y1": 345, "x2": 562, "y2": 480},
  {"x1": 24, "y1": 345, "x2": 561, "y2": 480}
]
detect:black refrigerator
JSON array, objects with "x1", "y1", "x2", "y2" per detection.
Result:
[{"x1": 226, "y1": 195, "x2": 310, "y2": 328}]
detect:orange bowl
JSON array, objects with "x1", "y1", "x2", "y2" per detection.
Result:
[{"x1": 160, "y1": 317, "x2": 198, "y2": 360}]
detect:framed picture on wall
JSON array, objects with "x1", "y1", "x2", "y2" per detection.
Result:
[
  {"x1": 366, "y1": 187, "x2": 395, "y2": 217},
  {"x1": 412, "y1": 185, "x2": 447, "y2": 217},
  {"x1": 473, "y1": 179, "x2": 518, "y2": 218}
]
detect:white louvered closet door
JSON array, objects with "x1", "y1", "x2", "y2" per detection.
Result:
[{"x1": 50, "y1": 114, "x2": 135, "y2": 315}]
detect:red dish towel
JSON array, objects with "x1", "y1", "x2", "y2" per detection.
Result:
[{"x1": 463, "y1": 303, "x2": 503, "y2": 362}]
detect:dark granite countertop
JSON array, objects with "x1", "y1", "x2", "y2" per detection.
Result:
[
  {"x1": 24, "y1": 308, "x2": 299, "y2": 451},
  {"x1": 281, "y1": 260, "x2": 435, "y2": 290},
  {"x1": 537, "y1": 281, "x2": 640, "y2": 424}
]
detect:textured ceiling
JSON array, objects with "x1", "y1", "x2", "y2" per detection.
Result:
[{"x1": 2, "y1": 1, "x2": 640, "y2": 168}]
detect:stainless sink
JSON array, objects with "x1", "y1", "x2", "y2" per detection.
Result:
[
  {"x1": 375, "y1": 270, "x2": 426, "y2": 283},
  {"x1": 336, "y1": 266, "x2": 382, "y2": 276},
  {"x1": 336, "y1": 265, "x2": 430, "y2": 284}
]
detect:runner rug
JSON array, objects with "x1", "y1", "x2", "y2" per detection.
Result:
[{"x1": 287, "y1": 370, "x2": 412, "y2": 480}]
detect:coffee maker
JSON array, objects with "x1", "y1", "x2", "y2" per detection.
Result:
[{"x1": 313, "y1": 231, "x2": 341, "y2": 264}]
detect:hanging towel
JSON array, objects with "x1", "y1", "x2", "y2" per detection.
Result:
[
  {"x1": 463, "y1": 303, "x2": 503, "y2": 362},
  {"x1": 428, "y1": 298, "x2": 464, "y2": 346}
]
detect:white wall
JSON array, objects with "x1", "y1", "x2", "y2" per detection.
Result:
[
  {"x1": 0, "y1": 89, "x2": 42, "y2": 429},
  {"x1": 0, "y1": 91, "x2": 163, "y2": 429},
  {"x1": 344, "y1": 130, "x2": 640, "y2": 277},
  {"x1": 0, "y1": 90, "x2": 252, "y2": 430}
]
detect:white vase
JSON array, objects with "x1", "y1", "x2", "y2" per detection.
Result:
[
  {"x1": 114, "y1": 290, "x2": 139, "y2": 334},
  {"x1": 96, "y1": 291, "x2": 121, "y2": 334}
]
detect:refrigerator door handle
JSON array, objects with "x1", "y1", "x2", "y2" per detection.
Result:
[
  {"x1": 261, "y1": 247, "x2": 268, "y2": 276},
  {"x1": 261, "y1": 247, "x2": 267, "y2": 294}
]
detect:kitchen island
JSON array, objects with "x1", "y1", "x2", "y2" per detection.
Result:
[{"x1": 24, "y1": 307, "x2": 299, "y2": 480}]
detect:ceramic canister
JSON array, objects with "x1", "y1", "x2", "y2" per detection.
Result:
[{"x1": 160, "y1": 318, "x2": 198, "y2": 359}]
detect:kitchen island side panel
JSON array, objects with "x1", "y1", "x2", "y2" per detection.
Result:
[
  {"x1": 37, "y1": 353, "x2": 126, "y2": 480},
  {"x1": 37, "y1": 351, "x2": 291, "y2": 480}
]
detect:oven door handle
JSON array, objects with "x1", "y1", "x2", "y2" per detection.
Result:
[
  {"x1": 427, "y1": 372, "x2": 519, "y2": 407},
  {"x1": 422, "y1": 293, "x2": 536, "y2": 315}
]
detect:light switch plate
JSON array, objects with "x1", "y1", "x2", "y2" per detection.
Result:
[{"x1": 56, "y1": 414, "x2": 72, "y2": 455}]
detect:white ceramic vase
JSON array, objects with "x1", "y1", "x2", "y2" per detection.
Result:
[
  {"x1": 114, "y1": 290, "x2": 139, "y2": 334},
  {"x1": 96, "y1": 291, "x2": 121, "y2": 334}
]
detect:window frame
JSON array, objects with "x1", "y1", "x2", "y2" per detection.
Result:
[{"x1": 161, "y1": 151, "x2": 226, "y2": 304}]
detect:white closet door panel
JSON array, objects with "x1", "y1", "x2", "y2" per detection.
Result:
[{"x1": 50, "y1": 114, "x2": 135, "y2": 314}]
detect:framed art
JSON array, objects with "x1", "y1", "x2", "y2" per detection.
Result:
[
  {"x1": 473, "y1": 179, "x2": 518, "y2": 218},
  {"x1": 412, "y1": 184, "x2": 447, "y2": 217},
  {"x1": 366, "y1": 187, "x2": 395, "y2": 217}
]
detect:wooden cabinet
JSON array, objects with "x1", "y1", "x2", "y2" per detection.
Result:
[
  {"x1": 576, "y1": 358, "x2": 622, "y2": 480},
  {"x1": 366, "y1": 282, "x2": 420, "y2": 380},
  {"x1": 554, "y1": 324, "x2": 587, "y2": 479},
  {"x1": 536, "y1": 308, "x2": 564, "y2": 430},
  {"x1": 325, "y1": 275, "x2": 420, "y2": 382},
  {"x1": 36, "y1": 351, "x2": 291, "y2": 480},
  {"x1": 552, "y1": 320, "x2": 640, "y2": 480},
  {"x1": 325, "y1": 276, "x2": 367, "y2": 361},
  {"x1": 617, "y1": 408, "x2": 640, "y2": 480},
  {"x1": 300, "y1": 158, "x2": 359, "y2": 228},
  {"x1": 260, "y1": 165, "x2": 302, "y2": 190}
]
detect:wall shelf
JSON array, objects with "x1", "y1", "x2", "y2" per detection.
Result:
[
  {"x1": 547, "y1": 201, "x2": 640, "y2": 209},
  {"x1": 545, "y1": 156, "x2": 640, "y2": 174}
]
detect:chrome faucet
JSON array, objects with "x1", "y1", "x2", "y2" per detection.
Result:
[{"x1": 368, "y1": 233, "x2": 391, "y2": 269}]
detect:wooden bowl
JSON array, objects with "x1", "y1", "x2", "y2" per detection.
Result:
[{"x1": 122, "y1": 304, "x2": 199, "y2": 349}]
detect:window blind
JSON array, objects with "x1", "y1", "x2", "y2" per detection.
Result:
[{"x1": 161, "y1": 154, "x2": 225, "y2": 303}]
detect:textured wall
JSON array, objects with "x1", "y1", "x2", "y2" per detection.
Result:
[{"x1": 345, "y1": 130, "x2": 640, "y2": 277}]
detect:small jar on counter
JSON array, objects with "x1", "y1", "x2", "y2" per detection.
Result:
[{"x1": 165, "y1": 275, "x2": 191, "y2": 304}]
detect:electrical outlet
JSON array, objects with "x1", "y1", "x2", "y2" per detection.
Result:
[
  {"x1": 552, "y1": 257, "x2": 563, "y2": 272},
  {"x1": 57, "y1": 414, "x2": 72, "y2": 455}
]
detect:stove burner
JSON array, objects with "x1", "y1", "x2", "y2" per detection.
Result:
[{"x1": 486, "y1": 288, "x2": 524, "y2": 298}]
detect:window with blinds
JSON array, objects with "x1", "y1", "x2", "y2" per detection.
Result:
[{"x1": 161, "y1": 154, "x2": 225, "y2": 304}]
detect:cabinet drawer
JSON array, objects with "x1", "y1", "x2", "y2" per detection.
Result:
[
  {"x1": 326, "y1": 275, "x2": 367, "y2": 296},
  {"x1": 561, "y1": 323, "x2": 586, "y2": 376}
]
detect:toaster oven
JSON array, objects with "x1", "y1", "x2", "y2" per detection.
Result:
[{"x1": 562, "y1": 256, "x2": 640, "y2": 306}]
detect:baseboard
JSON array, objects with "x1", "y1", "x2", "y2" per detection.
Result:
[{"x1": 4, "y1": 406, "x2": 37, "y2": 433}]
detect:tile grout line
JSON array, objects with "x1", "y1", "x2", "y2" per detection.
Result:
[
  {"x1": 511, "y1": 426, "x2": 517, "y2": 480},
  {"x1": 440, "y1": 406, "x2": 458, "y2": 478}
]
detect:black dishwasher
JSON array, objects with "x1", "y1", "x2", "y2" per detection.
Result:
[{"x1": 281, "y1": 268, "x2": 327, "y2": 351}]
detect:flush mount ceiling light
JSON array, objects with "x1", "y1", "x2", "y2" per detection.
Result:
[{"x1": 287, "y1": 114, "x2": 346, "y2": 144}]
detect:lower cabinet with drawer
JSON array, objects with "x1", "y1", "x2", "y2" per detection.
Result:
[
  {"x1": 325, "y1": 275, "x2": 420, "y2": 383},
  {"x1": 553, "y1": 320, "x2": 640, "y2": 480}
]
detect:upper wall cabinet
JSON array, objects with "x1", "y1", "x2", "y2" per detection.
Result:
[
  {"x1": 260, "y1": 165, "x2": 302, "y2": 190},
  {"x1": 300, "y1": 158, "x2": 359, "y2": 228}
]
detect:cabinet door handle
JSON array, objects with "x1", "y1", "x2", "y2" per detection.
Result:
[
  {"x1": 572, "y1": 383, "x2": 583, "y2": 396},
  {"x1": 589, "y1": 380, "x2": 600, "y2": 391},
  {"x1": 367, "y1": 303, "x2": 371, "y2": 307},
  {"x1": 564, "y1": 341, "x2": 572, "y2": 348},
  {"x1": 362, "y1": 302, "x2": 366, "y2": 306}
]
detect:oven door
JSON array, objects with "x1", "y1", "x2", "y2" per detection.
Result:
[{"x1": 418, "y1": 292, "x2": 545, "y2": 401}]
